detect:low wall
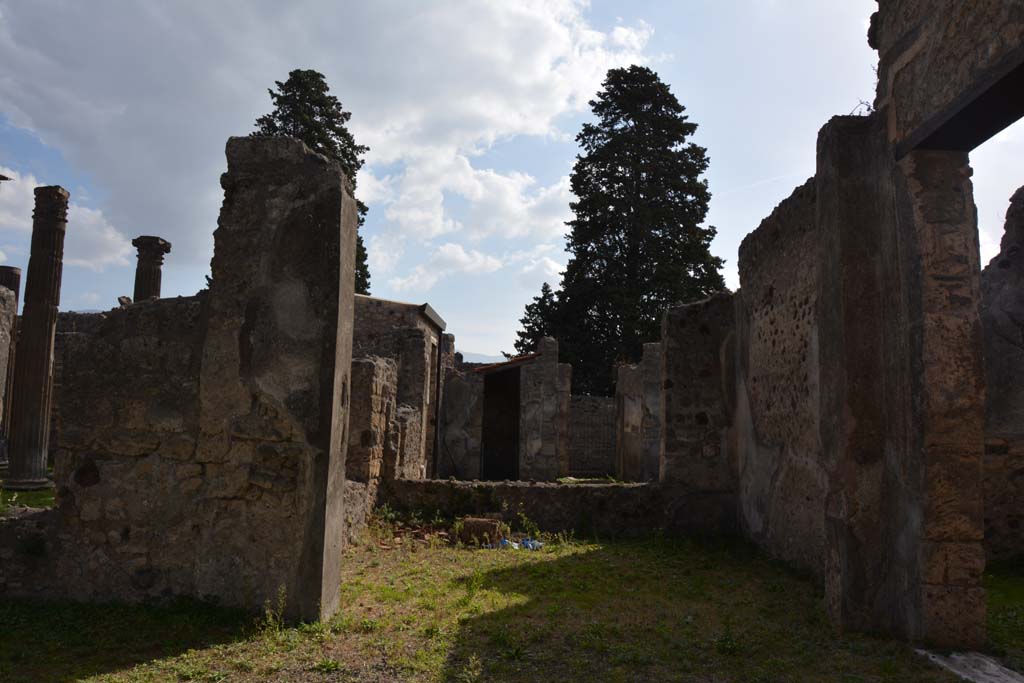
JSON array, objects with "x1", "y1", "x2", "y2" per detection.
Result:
[
  {"x1": 382, "y1": 479, "x2": 664, "y2": 539},
  {"x1": 568, "y1": 395, "x2": 615, "y2": 477}
]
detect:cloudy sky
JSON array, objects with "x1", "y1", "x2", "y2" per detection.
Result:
[{"x1": 0, "y1": 1, "x2": 1020, "y2": 358}]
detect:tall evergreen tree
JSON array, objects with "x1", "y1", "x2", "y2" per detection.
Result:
[
  {"x1": 517, "y1": 65, "x2": 725, "y2": 395},
  {"x1": 513, "y1": 282, "x2": 559, "y2": 356},
  {"x1": 254, "y1": 69, "x2": 372, "y2": 293}
]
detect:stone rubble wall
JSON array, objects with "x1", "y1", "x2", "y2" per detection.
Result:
[
  {"x1": 660, "y1": 292, "x2": 738, "y2": 535},
  {"x1": 382, "y1": 478, "x2": 662, "y2": 539},
  {"x1": 352, "y1": 326, "x2": 432, "y2": 476},
  {"x1": 1, "y1": 136, "x2": 357, "y2": 623},
  {"x1": 734, "y1": 179, "x2": 828, "y2": 578},
  {"x1": 438, "y1": 369, "x2": 483, "y2": 480},
  {"x1": 519, "y1": 337, "x2": 571, "y2": 481},
  {"x1": 347, "y1": 356, "x2": 398, "y2": 484},
  {"x1": 615, "y1": 342, "x2": 661, "y2": 482},
  {"x1": 568, "y1": 395, "x2": 615, "y2": 478},
  {"x1": 981, "y1": 186, "x2": 1024, "y2": 562}
]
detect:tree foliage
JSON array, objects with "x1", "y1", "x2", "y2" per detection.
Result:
[
  {"x1": 513, "y1": 65, "x2": 725, "y2": 394},
  {"x1": 512, "y1": 282, "x2": 559, "y2": 356},
  {"x1": 254, "y1": 69, "x2": 372, "y2": 293}
]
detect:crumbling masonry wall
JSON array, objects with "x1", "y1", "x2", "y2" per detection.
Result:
[
  {"x1": 615, "y1": 342, "x2": 661, "y2": 482},
  {"x1": 660, "y1": 293, "x2": 737, "y2": 535},
  {"x1": 981, "y1": 186, "x2": 1024, "y2": 562},
  {"x1": 568, "y1": 395, "x2": 615, "y2": 478},
  {"x1": 438, "y1": 369, "x2": 483, "y2": 480},
  {"x1": 519, "y1": 337, "x2": 571, "y2": 481},
  {"x1": 2, "y1": 137, "x2": 357, "y2": 622},
  {"x1": 734, "y1": 179, "x2": 828, "y2": 578}
]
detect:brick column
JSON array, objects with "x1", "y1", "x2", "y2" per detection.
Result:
[
  {"x1": 131, "y1": 236, "x2": 171, "y2": 301},
  {"x1": 0, "y1": 265, "x2": 21, "y2": 469},
  {"x1": 4, "y1": 186, "x2": 68, "y2": 490}
]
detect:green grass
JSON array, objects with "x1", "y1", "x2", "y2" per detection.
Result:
[
  {"x1": 0, "y1": 486, "x2": 55, "y2": 513},
  {"x1": 987, "y1": 556, "x2": 1024, "y2": 672},
  {"x1": 2, "y1": 524, "x2": 992, "y2": 683}
]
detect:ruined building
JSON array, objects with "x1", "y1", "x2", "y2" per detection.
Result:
[{"x1": 0, "y1": 0, "x2": 1021, "y2": 655}]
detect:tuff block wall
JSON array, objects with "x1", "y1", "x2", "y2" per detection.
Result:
[
  {"x1": 870, "y1": 0, "x2": 1024, "y2": 153},
  {"x1": 615, "y1": 342, "x2": 661, "y2": 482},
  {"x1": 4, "y1": 136, "x2": 358, "y2": 622},
  {"x1": 981, "y1": 186, "x2": 1024, "y2": 562},
  {"x1": 347, "y1": 357, "x2": 398, "y2": 485},
  {"x1": 353, "y1": 326, "x2": 432, "y2": 475},
  {"x1": 568, "y1": 395, "x2": 615, "y2": 478}
]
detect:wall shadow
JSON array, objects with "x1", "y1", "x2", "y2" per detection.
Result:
[
  {"x1": 0, "y1": 597, "x2": 250, "y2": 683},
  {"x1": 437, "y1": 538, "x2": 955, "y2": 683}
]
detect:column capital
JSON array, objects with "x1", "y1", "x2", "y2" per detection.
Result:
[{"x1": 132, "y1": 236, "x2": 172, "y2": 263}]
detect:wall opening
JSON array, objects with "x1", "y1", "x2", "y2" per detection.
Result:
[{"x1": 480, "y1": 366, "x2": 520, "y2": 481}]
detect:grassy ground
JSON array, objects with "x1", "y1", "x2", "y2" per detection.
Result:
[
  {"x1": 0, "y1": 520, "x2": 1020, "y2": 683},
  {"x1": 0, "y1": 485, "x2": 55, "y2": 513}
]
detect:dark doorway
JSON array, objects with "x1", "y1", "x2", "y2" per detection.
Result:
[{"x1": 480, "y1": 366, "x2": 520, "y2": 480}]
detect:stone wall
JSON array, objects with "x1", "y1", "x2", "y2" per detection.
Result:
[
  {"x1": 519, "y1": 337, "x2": 571, "y2": 481},
  {"x1": 2, "y1": 136, "x2": 358, "y2": 622},
  {"x1": 981, "y1": 186, "x2": 1024, "y2": 561},
  {"x1": 870, "y1": 1, "x2": 1024, "y2": 153},
  {"x1": 660, "y1": 293, "x2": 737, "y2": 535},
  {"x1": 615, "y1": 342, "x2": 661, "y2": 482},
  {"x1": 347, "y1": 356, "x2": 398, "y2": 485},
  {"x1": 353, "y1": 326, "x2": 431, "y2": 477},
  {"x1": 382, "y1": 479, "x2": 662, "y2": 539},
  {"x1": 568, "y1": 395, "x2": 615, "y2": 478},
  {"x1": 734, "y1": 179, "x2": 828, "y2": 578},
  {"x1": 438, "y1": 369, "x2": 483, "y2": 480},
  {"x1": 353, "y1": 295, "x2": 443, "y2": 475}
]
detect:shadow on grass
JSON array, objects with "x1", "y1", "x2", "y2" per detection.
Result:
[
  {"x1": 438, "y1": 538, "x2": 954, "y2": 683},
  {"x1": 986, "y1": 556, "x2": 1024, "y2": 673},
  {"x1": 0, "y1": 598, "x2": 250, "y2": 683}
]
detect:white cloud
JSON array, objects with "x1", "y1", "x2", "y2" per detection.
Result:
[
  {"x1": 0, "y1": 0, "x2": 650, "y2": 277},
  {"x1": 389, "y1": 242, "x2": 502, "y2": 292},
  {"x1": 0, "y1": 166, "x2": 130, "y2": 272},
  {"x1": 518, "y1": 255, "x2": 564, "y2": 290}
]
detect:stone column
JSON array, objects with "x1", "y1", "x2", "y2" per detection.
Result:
[
  {"x1": 4, "y1": 186, "x2": 68, "y2": 490},
  {"x1": 0, "y1": 266, "x2": 21, "y2": 469},
  {"x1": 131, "y1": 236, "x2": 171, "y2": 301}
]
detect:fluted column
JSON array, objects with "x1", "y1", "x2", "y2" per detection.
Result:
[
  {"x1": 4, "y1": 186, "x2": 68, "y2": 490},
  {"x1": 0, "y1": 266, "x2": 21, "y2": 470},
  {"x1": 131, "y1": 236, "x2": 171, "y2": 301}
]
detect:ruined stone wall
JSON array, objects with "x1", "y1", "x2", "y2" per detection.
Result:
[
  {"x1": 353, "y1": 326, "x2": 431, "y2": 478},
  {"x1": 347, "y1": 356, "x2": 397, "y2": 484},
  {"x1": 734, "y1": 179, "x2": 828, "y2": 577},
  {"x1": 568, "y1": 395, "x2": 615, "y2": 478},
  {"x1": 660, "y1": 293, "x2": 737, "y2": 535},
  {"x1": 615, "y1": 342, "x2": 661, "y2": 482},
  {"x1": 382, "y1": 479, "x2": 662, "y2": 539},
  {"x1": 981, "y1": 186, "x2": 1024, "y2": 561},
  {"x1": 519, "y1": 337, "x2": 571, "y2": 481},
  {"x1": 870, "y1": 1, "x2": 1024, "y2": 150},
  {"x1": 438, "y1": 369, "x2": 483, "y2": 480},
  {"x1": 3, "y1": 137, "x2": 357, "y2": 622}
]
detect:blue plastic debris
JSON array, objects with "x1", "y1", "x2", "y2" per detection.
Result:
[{"x1": 520, "y1": 538, "x2": 544, "y2": 551}]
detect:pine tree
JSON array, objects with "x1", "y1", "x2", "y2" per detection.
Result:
[
  {"x1": 254, "y1": 69, "x2": 372, "y2": 293},
  {"x1": 513, "y1": 282, "x2": 559, "y2": 355},
  {"x1": 518, "y1": 65, "x2": 725, "y2": 395}
]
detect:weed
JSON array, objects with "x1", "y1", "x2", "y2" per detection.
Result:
[{"x1": 311, "y1": 657, "x2": 343, "y2": 673}]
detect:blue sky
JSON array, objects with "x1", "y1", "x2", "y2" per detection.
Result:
[{"x1": 0, "y1": 1, "x2": 1020, "y2": 357}]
